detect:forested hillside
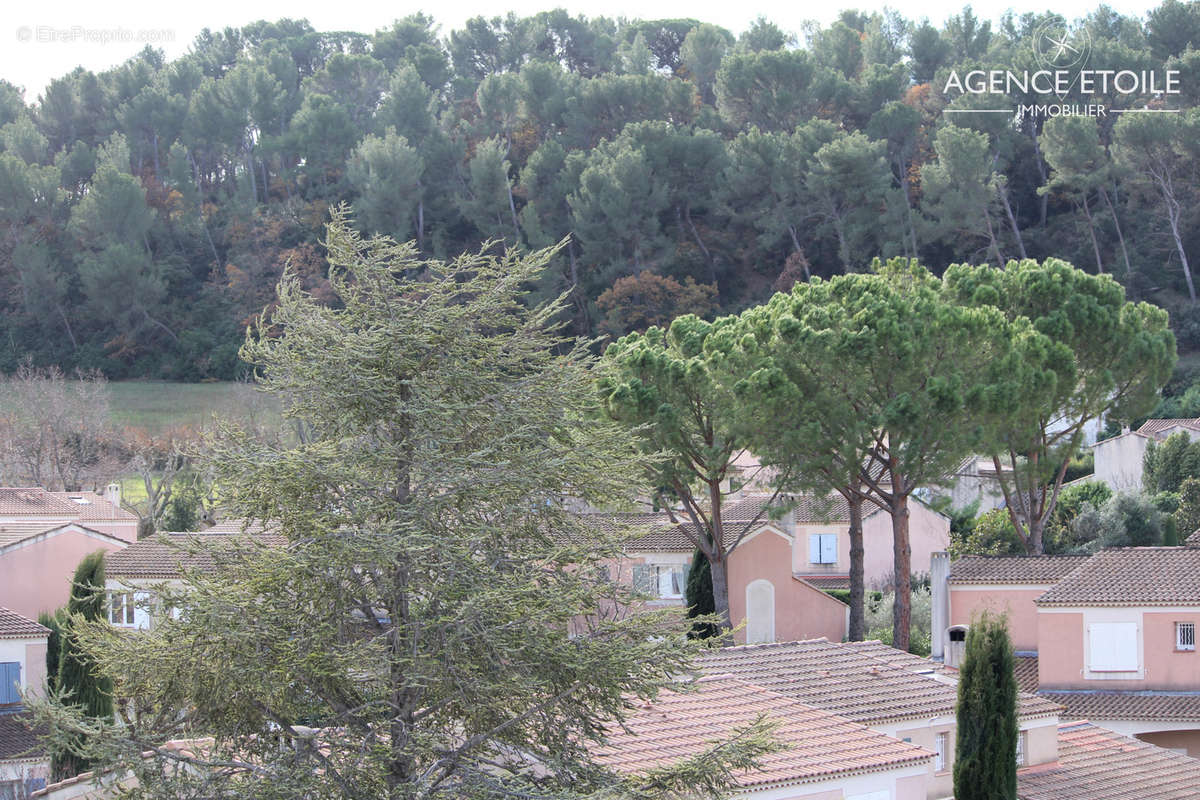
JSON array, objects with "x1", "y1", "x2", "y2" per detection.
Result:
[{"x1": 1, "y1": 5, "x2": 1199, "y2": 378}]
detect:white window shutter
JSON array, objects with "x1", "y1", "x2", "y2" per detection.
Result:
[
  {"x1": 821, "y1": 534, "x2": 837, "y2": 564},
  {"x1": 809, "y1": 534, "x2": 821, "y2": 563},
  {"x1": 1090, "y1": 622, "x2": 1138, "y2": 671}
]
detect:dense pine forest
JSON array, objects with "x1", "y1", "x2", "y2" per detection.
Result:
[{"x1": 1, "y1": 5, "x2": 1198, "y2": 379}]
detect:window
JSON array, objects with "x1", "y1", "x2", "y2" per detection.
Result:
[
  {"x1": 935, "y1": 732, "x2": 947, "y2": 772},
  {"x1": 632, "y1": 565, "x2": 687, "y2": 599},
  {"x1": 1016, "y1": 731, "x2": 1026, "y2": 766},
  {"x1": 808, "y1": 533, "x2": 837, "y2": 565},
  {"x1": 0, "y1": 662, "x2": 20, "y2": 705},
  {"x1": 108, "y1": 590, "x2": 151, "y2": 629},
  {"x1": 1177, "y1": 622, "x2": 1195, "y2": 651},
  {"x1": 1088, "y1": 622, "x2": 1138, "y2": 671}
]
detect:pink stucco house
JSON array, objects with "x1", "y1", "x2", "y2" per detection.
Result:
[
  {"x1": 1, "y1": 607, "x2": 51, "y2": 798},
  {"x1": 591, "y1": 491, "x2": 949, "y2": 645},
  {"x1": 0, "y1": 487, "x2": 137, "y2": 620},
  {"x1": 934, "y1": 544, "x2": 1200, "y2": 757}
]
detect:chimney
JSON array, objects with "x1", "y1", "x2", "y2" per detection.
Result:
[
  {"x1": 930, "y1": 551, "x2": 950, "y2": 662},
  {"x1": 104, "y1": 482, "x2": 121, "y2": 509}
]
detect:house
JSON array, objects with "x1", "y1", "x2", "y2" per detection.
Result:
[
  {"x1": 930, "y1": 456, "x2": 1008, "y2": 514},
  {"x1": 103, "y1": 527, "x2": 283, "y2": 631},
  {"x1": 0, "y1": 487, "x2": 138, "y2": 620},
  {"x1": 595, "y1": 674, "x2": 934, "y2": 799},
  {"x1": 934, "y1": 545, "x2": 1200, "y2": 757},
  {"x1": 0, "y1": 607, "x2": 51, "y2": 800},
  {"x1": 588, "y1": 491, "x2": 948, "y2": 645},
  {"x1": 700, "y1": 638, "x2": 1063, "y2": 800},
  {"x1": 1091, "y1": 417, "x2": 1200, "y2": 491}
]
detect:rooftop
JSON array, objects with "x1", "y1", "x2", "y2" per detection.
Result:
[
  {"x1": 0, "y1": 607, "x2": 50, "y2": 639},
  {"x1": 1039, "y1": 691, "x2": 1200, "y2": 723},
  {"x1": 593, "y1": 675, "x2": 931, "y2": 789},
  {"x1": 949, "y1": 554, "x2": 1091, "y2": 585},
  {"x1": 1036, "y1": 547, "x2": 1200, "y2": 607},
  {"x1": 0, "y1": 488, "x2": 134, "y2": 521},
  {"x1": 106, "y1": 530, "x2": 286, "y2": 580},
  {"x1": 0, "y1": 711, "x2": 43, "y2": 762},
  {"x1": 1137, "y1": 418, "x2": 1200, "y2": 438},
  {"x1": 1018, "y1": 721, "x2": 1200, "y2": 800},
  {"x1": 699, "y1": 638, "x2": 1060, "y2": 724}
]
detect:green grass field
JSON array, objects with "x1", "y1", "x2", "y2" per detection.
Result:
[{"x1": 107, "y1": 381, "x2": 281, "y2": 435}]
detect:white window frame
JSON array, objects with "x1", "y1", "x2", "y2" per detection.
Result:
[
  {"x1": 808, "y1": 533, "x2": 837, "y2": 565},
  {"x1": 632, "y1": 564, "x2": 687, "y2": 599},
  {"x1": 935, "y1": 732, "x2": 947, "y2": 772},
  {"x1": 1016, "y1": 730, "x2": 1026, "y2": 766},
  {"x1": 108, "y1": 590, "x2": 152, "y2": 629},
  {"x1": 1177, "y1": 622, "x2": 1195, "y2": 652}
]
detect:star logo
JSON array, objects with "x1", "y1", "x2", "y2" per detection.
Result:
[{"x1": 1033, "y1": 22, "x2": 1091, "y2": 71}]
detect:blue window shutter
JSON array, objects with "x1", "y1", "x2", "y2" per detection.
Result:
[{"x1": 0, "y1": 662, "x2": 20, "y2": 704}]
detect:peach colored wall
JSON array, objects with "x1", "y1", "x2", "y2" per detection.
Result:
[
  {"x1": 896, "y1": 772, "x2": 928, "y2": 800},
  {"x1": 1136, "y1": 729, "x2": 1200, "y2": 757},
  {"x1": 1037, "y1": 612, "x2": 1085, "y2": 689},
  {"x1": 778, "y1": 790, "x2": 841, "y2": 800},
  {"x1": 730, "y1": 527, "x2": 847, "y2": 645},
  {"x1": 1026, "y1": 723, "x2": 1058, "y2": 766},
  {"x1": 950, "y1": 587, "x2": 1049, "y2": 652},
  {"x1": 1142, "y1": 612, "x2": 1200, "y2": 689},
  {"x1": 24, "y1": 641, "x2": 47, "y2": 695},
  {"x1": 0, "y1": 532, "x2": 126, "y2": 619},
  {"x1": 863, "y1": 504, "x2": 949, "y2": 591},
  {"x1": 80, "y1": 521, "x2": 138, "y2": 543},
  {"x1": 792, "y1": 522, "x2": 848, "y2": 575}
]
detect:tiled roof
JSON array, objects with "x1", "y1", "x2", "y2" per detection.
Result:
[
  {"x1": 52, "y1": 491, "x2": 136, "y2": 521},
  {"x1": 583, "y1": 512, "x2": 693, "y2": 552},
  {"x1": 594, "y1": 675, "x2": 931, "y2": 788},
  {"x1": 838, "y1": 640, "x2": 943, "y2": 673},
  {"x1": 1015, "y1": 655, "x2": 1039, "y2": 694},
  {"x1": 106, "y1": 532, "x2": 286, "y2": 580},
  {"x1": 795, "y1": 574, "x2": 849, "y2": 590},
  {"x1": 1017, "y1": 721, "x2": 1200, "y2": 800},
  {"x1": 0, "y1": 607, "x2": 49, "y2": 639},
  {"x1": 1186, "y1": 527, "x2": 1200, "y2": 547},
  {"x1": 0, "y1": 488, "x2": 79, "y2": 516},
  {"x1": 1040, "y1": 691, "x2": 1200, "y2": 722},
  {"x1": 1137, "y1": 418, "x2": 1200, "y2": 437},
  {"x1": 0, "y1": 711, "x2": 43, "y2": 761},
  {"x1": 0, "y1": 521, "x2": 64, "y2": 549},
  {"x1": 1036, "y1": 547, "x2": 1200, "y2": 606},
  {"x1": 949, "y1": 554, "x2": 1091, "y2": 585},
  {"x1": 699, "y1": 638, "x2": 1060, "y2": 724}
]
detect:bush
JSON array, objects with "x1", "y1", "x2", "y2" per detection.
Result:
[
  {"x1": 949, "y1": 509, "x2": 1024, "y2": 558},
  {"x1": 865, "y1": 584, "x2": 932, "y2": 656},
  {"x1": 1045, "y1": 481, "x2": 1113, "y2": 553},
  {"x1": 1143, "y1": 432, "x2": 1200, "y2": 494},
  {"x1": 1067, "y1": 491, "x2": 1165, "y2": 553},
  {"x1": 1062, "y1": 451, "x2": 1094, "y2": 483}
]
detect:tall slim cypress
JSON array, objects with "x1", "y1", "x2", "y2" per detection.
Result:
[
  {"x1": 53, "y1": 550, "x2": 114, "y2": 780},
  {"x1": 37, "y1": 609, "x2": 65, "y2": 695},
  {"x1": 953, "y1": 611, "x2": 1018, "y2": 800}
]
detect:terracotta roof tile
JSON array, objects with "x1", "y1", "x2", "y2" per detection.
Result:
[
  {"x1": 1015, "y1": 655, "x2": 1039, "y2": 694},
  {"x1": 1040, "y1": 691, "x2": 1200, "y2": 722},
  {"x1": 1018, "y1": 722, "x2": 1200, "y2": 800},
  {"x1": 0, "y1": 711, "x2": 43, "y2": 761},
  {"x1": 0, "y1": 607, "x2": 49, "y2": 639},
  {"x1": 1137, "y1": 418, "x2": 1200, "y2": 437},
  {"x1": 699, "y1": 638, "x2": 1060, "y2": 724},
  {"x1": 795, "y1": 574, "x2": 849, "y2": 590},
  {"x1": 52, "y1": 491, "x2": 136, "y2": 521},
  {"x1": 0, "y1": 521, "x2": 65, "y2": 549},
  {"x1": 1036, "y1": 547, "x2": 1200, "y2": 606},
  {"x1": 949, "y1": 555, "x2": 1091, "y2": 585},
  {"x1": 594, "y1": 675, "x2": 931, "y2": 788},
  {"x1": 106, "y1": 531, "x2": 286, "y2": 580},
  {"x1": 0, "y1": 488, "x2": 79, "y2": 516},
  {"x1": 1186, "y1": 527, "x2": 1200, "y2": 547}
]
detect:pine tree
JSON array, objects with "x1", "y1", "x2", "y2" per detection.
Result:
[
  {"x1": 53, "y1": 550, "x2": 113, "y2": 780},
  {"x1": 954, "y1": 611, "x2": 1018, "y2": 800}
]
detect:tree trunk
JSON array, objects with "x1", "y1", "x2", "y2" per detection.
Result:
[
  {"x1": 1100, "y1": 187, "x2": 1133, "y2": 279},
  {"x1": 847, "y1": 492, "x2": 866, "y2": 641},
  {"x1": 999, "y1": 182, "x2": 1028, "y2": 259},
  {"x1": 708, "y1": 554, "x2": 732, "y2": 631},
  {"x1": 1081, "y1": 195, "x2": 1104, "y2": 274},
  {"x1": 1159, "y1": 176, "x2": 1196, "y2": 302},
  {"x1": 890, "y1": 484, "x2": 912, "y2": 652}
]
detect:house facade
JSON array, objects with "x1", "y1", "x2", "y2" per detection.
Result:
[
  {"x1": 0, "y1": 487, "x2": 138, "y2": 620},
  {"x1": 1091, "y1": 418, "x2": 1200, "y2": 491},
  {"x1": 0, "y1": 608, "x2": 51, "y2": 800},
  {"x1": 934, "y1": 546, "x2": 1200, "y2": 757}
]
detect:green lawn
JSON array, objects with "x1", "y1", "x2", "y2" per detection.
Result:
[{"x1": 107, "y1": 381, "x2": 280, "y2": 435}]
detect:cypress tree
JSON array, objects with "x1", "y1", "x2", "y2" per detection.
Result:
[
  {"x1": 53, "y1": 550, "x2": 113, "y2": 780},
  {"x1": 684, "y1": 547, "x2": 718, "y2": 639},
  {"x1": 953, "y1": 611, "x2": 1018, "y2": 800},
  {"x1": 37, "y1": 609, "x2": 65, "y2": 695}
]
